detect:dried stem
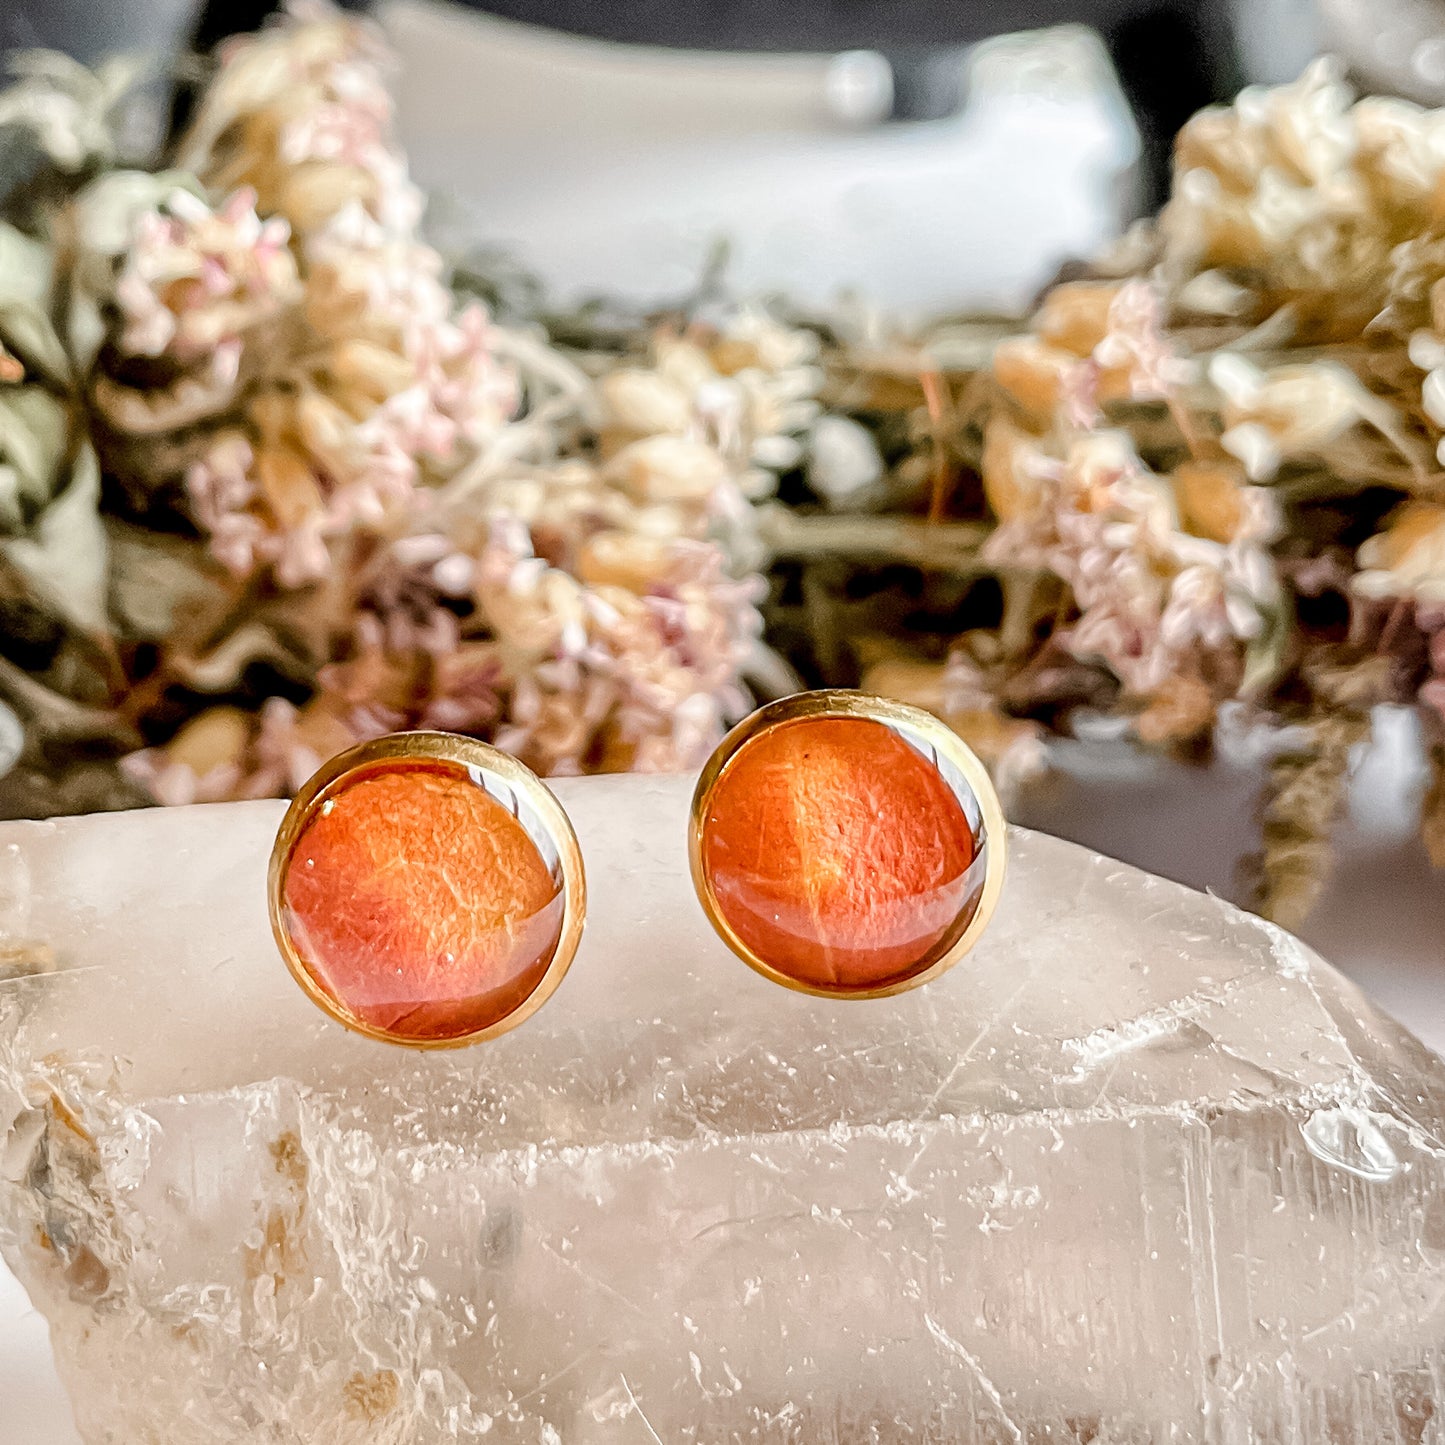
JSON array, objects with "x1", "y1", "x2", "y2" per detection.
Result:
[
  {"x1": 1252, "y1": 711, "x2": 1372, "y2": 930},
  {"x1": 756, "y1": 505, "x2": 989, "y2": 571}
]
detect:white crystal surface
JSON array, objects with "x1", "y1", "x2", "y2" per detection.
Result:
[{"x1": 3, "y1": 773, "x2": 1445, "y2": 1442}]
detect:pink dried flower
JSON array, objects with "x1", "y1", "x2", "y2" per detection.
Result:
[
  {"x1": 140, "y1": 15, "x2": 518, "y2": 590},
  {"x1": 582, "y1": 541, "x2": 762, "y2": 771},
  {"x1": 232, "y1": 698, "x2": 327, "y2": 798},
  {"x1": 115, "y1": 187, "x2": 298, "y2": 361},
  {"x1": 1093, "y1": 280, "x2": 1192, "y2": 402},
  {"x1": 186, "y1": 434, "x2": 266, "y2": 575},
  {"x1": 984, "y1": 430, "x2": 1273, "y2": 700},
  {"x1": 1421, "y1": 606, "x2": 1445, "y2": 726},
  {"x1": 120, "y1": 750, "x2": 240, "y2": 807},
  {"x1": 267, "y1": 511, "x2": 332, "y2": 588},
  {"x1": 119, "y1": 8, "x2": 764, "y2": 796}
]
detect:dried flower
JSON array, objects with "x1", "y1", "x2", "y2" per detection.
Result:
[
  {"x1": 1160, "y1": 59, "x2": 1438, "y2": 337},
  {"x1": 84, "y1": 17, "x2": 519, "y2": 591},
  {"x1": 1252, "y1": 708, "x2": 1371, "y2": 929},
  {"x1": 113, "y1": 187, "x2": 299, "y2": 360},
  {"x1": 1209, "y1": 354, "x2": 1373, "y2": 480},
  {"x1": 1356, "y1": 502, "x2": 1445, "y2": 602},
  {"x1": 598, "y1": 311, "x2": 823, "y2": 496},
  {"x1": 981, "y1": 428, "x2": 1273, "y2": 714}
]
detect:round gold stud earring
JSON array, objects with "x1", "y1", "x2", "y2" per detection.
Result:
[
  {"x1": 688, "y1": 690, "x2": 1006, "y2": 999},
  {"x1": 269, "y1": 732, "x2": 585, "y2": 1047}
]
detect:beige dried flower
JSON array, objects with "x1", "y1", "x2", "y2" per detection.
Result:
[
  {"x1": 177, "y1": 13, "x2": 416, "y2": 238},
  {"x1": 1356, "y1": 501, "x2": 1445, "y2": 602},
  {"x1": 603, "y1": 434, "x2": 732, "y2": 507},
  {"x1": 1159, "y1": 59, "x2": 1435, "y2": 336},
  {"x1": 991, "y1": 335, "x2": 1076, "y2": 423},
  {"x1": 861, "y1": 652, "x2": 1047, "y2": 803},
  {"x1": 992, "y1": 278, "x2": 1184, "y2": 435},
  {"x1": 1209, "y1": 353, "x2": 1375, "y2": 480},
  {"x1": 598, "y1": 368, "x2": 695, "y2": 437},
  {"x1": 1035, "y1": 281, "x2": 1121, "y2": 357},
  {"x1": 1170, "y1": 460, "x2": 1269, "y2": 545},
  {"x1": 598, "y1": 310, "x2": 823, "y2": 495},
  {"x1": 981, "y1": 414, "x2": 1047, "y2": 523}
]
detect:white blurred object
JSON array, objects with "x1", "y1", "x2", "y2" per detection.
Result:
[
  {"x1": 1319, "y1": 0, "x2": 1445, "y2": 103},
  {"x1": 1231, "y1": 0, "x2": 1324, "y2": 85},
  {"x1": 823, "y1": 50, "x2": 894, "y2": 126},
  {"x1": 381, "y1": 2, "x2": 1138, "y2": 318},
  {"x1": 807, "y1": 414, "x2": 883, "y2": 503}
]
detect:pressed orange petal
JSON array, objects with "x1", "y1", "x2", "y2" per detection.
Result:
[
  {"x1": 280, "y1": 759, "x2": 563, "y2": 1041},
  {"x1": 700, "y1": 717, "x2": 978, "y2": 991}
]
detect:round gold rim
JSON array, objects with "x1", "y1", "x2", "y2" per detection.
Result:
[
  {"x1": 688, "y1": 690, "x2": 1008, "y2": 1000},
  {"x1": 268, "y1": 730, "x2": 587, "y2": 1049}
]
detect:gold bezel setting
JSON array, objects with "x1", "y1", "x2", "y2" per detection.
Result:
[
  {"x1": 688, "y1": 690, "x2": 1008, "y2": 1000},
  {"x1": 268, "y1": 731, "x2": 587, "y2": 1049}
]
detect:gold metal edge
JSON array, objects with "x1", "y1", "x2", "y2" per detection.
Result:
[
  {"x1": 268, "y1": 731, "x2": 587, "y2": 1050},
  {"x1": 688, "y1": 690, "x2": 1008, "y2": 1001}
]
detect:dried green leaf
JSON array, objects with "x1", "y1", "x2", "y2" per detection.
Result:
[
  {"x1": 66, "y1": 288, "x2": 105, "y2": 378},
  {"x1": 172, "y1": 622, "x2": 303, "y2": 693},
  {"x1": 0, "y1": 223, "x2": 52, "y2": 305},
  {"x1": 0, "y1": 387, "x2": 67, "y2": 521},
  {"x1": 0, "y1": 760, "x2": 146, "y2": 820},
  {"x1": 0, "y1": 224, "x2": 66, "y2": 383},
  {"x1": 0, "y1": 696, "x2": 21, "y2": 777},
  {"x1": 105, "y1": 520, "x2": 236, "y2": 644},
  {"x1": 1239, "y1": 596, "x2": 1292, "y2": 698},
  {"x1": 0, "y1": 651, "x2": 132, "y2": 748},
  {"x1": 71, "y1": 169, "x2": 203, "y2": 257},
  {"x1": 0, "y1": 49, "x2": 137, "y2": 176},
  {"x1": 0, "y1": 302, "x2": 69, "y2": 387},
  {"x1": 3, "y1": 445, "x2": 108, "y2": 633}
]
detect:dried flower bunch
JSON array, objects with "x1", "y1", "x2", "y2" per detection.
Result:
[
  {"x1": 725, "y1": 59, "x2": 1445, "y2": 927},
  {"x1": 0, "y1": 9, "x2": 785, "y2": 816},
  {"x1": 0, "y1": 17, "x2": 1442, "y2": 926},
  {"x1": 859, "y1": 59, "x2": 1445, "y2": 926}
]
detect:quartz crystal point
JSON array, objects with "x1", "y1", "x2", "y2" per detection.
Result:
[{"x1": 3, "y1": 773, "x2": 1445, "y2": 1443}]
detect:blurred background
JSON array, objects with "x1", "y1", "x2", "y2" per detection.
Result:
[
  {"x1": 3, "y1": 1, "x2": 1445, "y2": 1437},
  {"x1": 3, "y1": 0, "x2": 1324, "y2": 310}
]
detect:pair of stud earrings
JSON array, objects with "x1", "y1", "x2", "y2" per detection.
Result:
[{"x1": 267, "y1": 690, "x2": 1007, "y2": 1048}]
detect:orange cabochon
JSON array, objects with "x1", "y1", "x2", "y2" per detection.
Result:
[
  {"x1": 279, "y1": 759, "x2": 563, "y2": 1042},
  {"x1": 699, "y1": 716, "x2": 978, "y2": 991}
]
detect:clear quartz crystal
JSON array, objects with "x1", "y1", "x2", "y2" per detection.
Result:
[{"x1": 2, "y1": 772, "x2": 1445, "y2": 1442}]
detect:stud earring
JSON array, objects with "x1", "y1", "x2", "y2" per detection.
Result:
[
  {"x1": 688, "y1": 690, "x2": 1006, "y2": 999},
  {"x1": 269, "y1": 732, "x2": 585, "y2": 1047}
]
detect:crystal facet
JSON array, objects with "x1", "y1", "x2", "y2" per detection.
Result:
[
  {"x1": 3, "y1": 772, "x2": 1445, "y2": 1442},
  {"x1": 699, "y1": 716, "x2": 977, "y2": 988},
  {"x1": 278, "y1": 758, "x2": 564, "y2": 1042}
]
